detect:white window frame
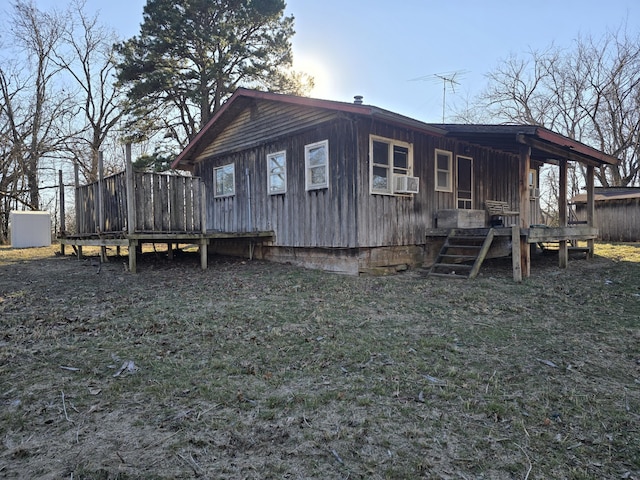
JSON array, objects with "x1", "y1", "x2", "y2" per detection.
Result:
[
  {"x1": 369, "y1": 135, "x2": 413, "y2": 195},
  {"x1": 267, "y1": 150, "x2": 287, "y2": 195},
  {"x1": 305, "y1": 140, "x2": 329, "y2": 191},
  {"x1": 214, "y1": 163, "x2": 235, "y2": 198},
  {"x1": 435, "y1": 149, "x2": 453, "y2": 192}
]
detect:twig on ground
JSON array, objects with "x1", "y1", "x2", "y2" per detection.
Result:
[
  {"x1": 61, "y1": 391, "x2": 74, "y2": 423},
  {"x1": 331, "y1": 449, "x2": 344, "y2": 464},
  {"x1": 177, "y1": 453, "x2": 201, "y2": 476},
  {"x1": 516, "y1": 443, "x2": 533, "y2": 480}
]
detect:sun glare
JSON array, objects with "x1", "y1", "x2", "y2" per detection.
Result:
[{"x1": 294, "y1": 56, "x2": 334, "y2": 100}]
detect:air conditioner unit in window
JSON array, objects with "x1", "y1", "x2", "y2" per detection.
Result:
[{"x1": 394, "y1": 175, "x2": 420, "y2": 194}]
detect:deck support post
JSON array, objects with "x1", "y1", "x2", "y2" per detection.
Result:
[
  {"x1": 512, "y1": 225, "x2": 522, "y2": 282},
  {"x1": 586, "y1": 165, "x2": 595, "y2": 258},
  {"x1": 200, "y1": 238, "x2": 208, "y2": 270},
  {"x1": 559, "y1": 159, "x2": 568, "y2": 268},
  {"x1": 519, "y1": 145, "x2": 531, "y2": 277},
  {"x1": 129, "y1": 239, "x2": 138, "y2": 273},
  {"x1": 167, "y1": 243, "x2": 174, "y2": 260}
]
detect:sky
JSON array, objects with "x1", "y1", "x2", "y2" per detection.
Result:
[{"x1": 24, "y1": 0, "x2": 640, "y2": 123}]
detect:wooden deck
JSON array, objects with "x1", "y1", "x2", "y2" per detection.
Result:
[
  {"x1": 59, "y1": 231, "x2": 274, "y2": 273},
  {"x1": 58, "y1": 150, "x2": 274, "y2": 273}
]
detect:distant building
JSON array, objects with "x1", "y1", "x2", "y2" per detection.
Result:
[{"x1": 572, "y1": 187, "x2": 640, "y2": 242}]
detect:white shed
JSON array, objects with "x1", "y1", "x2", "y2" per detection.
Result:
[{"x1": 10, "y1": 211, "x2": 52, "y2": 248}]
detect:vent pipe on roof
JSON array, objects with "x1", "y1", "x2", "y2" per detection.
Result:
[{"x1": 353, "y1": 95, "x2": 363, "y2": 105}]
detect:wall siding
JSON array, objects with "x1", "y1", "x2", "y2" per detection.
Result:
[
  {"x1": 198, "y1": 118, "x2": 359, "y2": 248},
  {"x1": 576, "y1": 199, "x2": 640, "y2": 241},
  {"x1": 196, "y1": 101, "x2": 524, "y2": 251}
]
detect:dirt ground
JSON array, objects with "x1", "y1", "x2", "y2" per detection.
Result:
[{"x1": 1, "y1": 244, "x2": 639, "y2": 479}]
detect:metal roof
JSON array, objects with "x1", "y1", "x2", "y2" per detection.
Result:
[
  {"x1": 433, "y1": 124, "x2": 619, "y2": 167},
  {"x1": 571, "y1": 187, "x2": 640, "y2": 203},
  {"x1": 172, "y1": 90, "x2": 620, "y2": 169},
  {"x1": 172, "y1": 88, "x2": 446, "y2": 169}
]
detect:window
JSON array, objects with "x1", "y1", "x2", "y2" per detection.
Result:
[
  {"x1": 370, "y1": 135, "x2": 413, "y2": 194},
  {"x1": 267, "y1": 151, "x2": 287, "y2": 194},
  {"x1": 456, "y1": 155, "x2": 473, "y2": 209},
  {"x1": 214, "y1": 163, "x2": 235, "y2": 197},
  {"x1": 435, "y1": 149, "x2": 452, "y2": 192},
  {"x1": 305, "y1": 140, "x2": 329, "y2": 190}
]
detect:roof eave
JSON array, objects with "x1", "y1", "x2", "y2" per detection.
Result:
[{"x1": 530, "y1": 128, "x2": 619, "y2": 166}]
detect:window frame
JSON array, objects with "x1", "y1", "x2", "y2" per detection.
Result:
[
  {"x1": 267, "y1": 150, "x2": 287, "y2": 195},
  {"x1": 213, "y1": 163, "x2": 235, "y2": 198},
  {"x1": 369, "y1": 135, "x2": 414, "y2": 195},
  {"x1": 304, "y1": 140, "x2": 329, "y2": 191},
  {"x1": 435, "y1": 149, "x2": 453, "y2": 193}
]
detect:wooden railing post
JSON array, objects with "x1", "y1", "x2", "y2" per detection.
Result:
[
  {"x1": 125, "y1": 143, "x2": 137, "y2": 273},
  {"x1": 74, "y1": 162, "x2": 82, "y2": 260},
  {"x1": 59, "y1": 169, "x2": 65, "y2": 255},
  {"x1": 125, "y1": 144, "x2": 135, "y2": 235}
]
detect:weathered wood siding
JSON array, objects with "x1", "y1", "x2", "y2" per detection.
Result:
[
  {"x1": 198, "y1": 118, "x2": 359, "y2": 247},
  {"x1": 197, "y1": 101, "x2": 341, "y2": 160},
  {"x1": 195, "y1": 100, "x2": 524, "y2": 250},
  {"x1": 75, "y1": 172, "x2": 202, "y2": 235},
  {"x1": 354, "y1": 120, "x2": 521, "y2": 247},
  {"x1": 576, "y1": 198, "x2": 640, "y2": 241}
]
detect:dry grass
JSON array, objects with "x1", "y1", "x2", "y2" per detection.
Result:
[{"x1": 1, "y1": 243, "x2": 639, "y2": 479}]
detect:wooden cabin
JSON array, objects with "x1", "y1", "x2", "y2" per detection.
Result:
[
  {"x1": 571, "y1": 187, "x2": 640, "y2": 242},
  {"x1": 172, "y1": 88, "x2": 618, "y2": 278}
]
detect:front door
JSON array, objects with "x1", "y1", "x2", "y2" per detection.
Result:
[{"x1": 457, "y1": 155, "x2": 473, "y2": 209}]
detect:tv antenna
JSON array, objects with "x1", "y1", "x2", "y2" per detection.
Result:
[{"x1": 409, "y1": 70, "x2": 468, "y2": 122}]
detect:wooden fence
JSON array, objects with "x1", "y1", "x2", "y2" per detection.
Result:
[{"x1": 75, "y1": 171, "x2": 204, "y2": 235}]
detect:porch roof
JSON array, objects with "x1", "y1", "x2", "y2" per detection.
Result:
[{"x1": 433, "y1": 124, "x2": 619, "y2": 167}]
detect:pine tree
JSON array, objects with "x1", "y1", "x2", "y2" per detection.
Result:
[{"x1": 116, "y1": 0, "x2": 309, "y2": 149}]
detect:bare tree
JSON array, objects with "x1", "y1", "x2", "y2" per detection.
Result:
[
  {"x1": 55, "y1": 0, "x2": 126, "y2": 183},
  {"x1": 478, "y1": 26, "x2": 640, "y2": 187},
  {"x1": 1, "y1": 1, "x2": 73, "y2": 210}
]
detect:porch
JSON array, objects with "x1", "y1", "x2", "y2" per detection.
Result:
[{"x1": 425, "y1": 224, "x2": 597, "y2": 280}]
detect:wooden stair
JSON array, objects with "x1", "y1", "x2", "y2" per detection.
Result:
[{"x1": 428, "y1": 228, "x2": 496, "y2": 279}]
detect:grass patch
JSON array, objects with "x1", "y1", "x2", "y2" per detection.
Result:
[{"x1": 0, "y1": 242, "x2": 639, "y2": 478}]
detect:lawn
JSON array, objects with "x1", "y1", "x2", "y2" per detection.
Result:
[{"x1": 1, "y1": 243, "x2": 639, "y2": 479}]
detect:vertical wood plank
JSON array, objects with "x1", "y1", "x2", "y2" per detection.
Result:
[
  {"x1": 125, "y1": 144, "x2": 135, "y2": 235},
  {"x1": 201, "y1": 182, "x2": 207, "y2": 233}
]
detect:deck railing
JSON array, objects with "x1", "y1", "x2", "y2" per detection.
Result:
[{"x1": 75, "y1": 171, "x2": 204, "y2": 235}]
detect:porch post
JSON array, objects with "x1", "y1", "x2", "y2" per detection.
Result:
[
  {"x1": 586, "y1": 165, "x2": 595, "y2": 258},
  {"x1": 519, "y1": 145, "x2": 531, "y2": 277},
  {"x1": 558, "y1": 159, "x2": 568, "y2": 268}
]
